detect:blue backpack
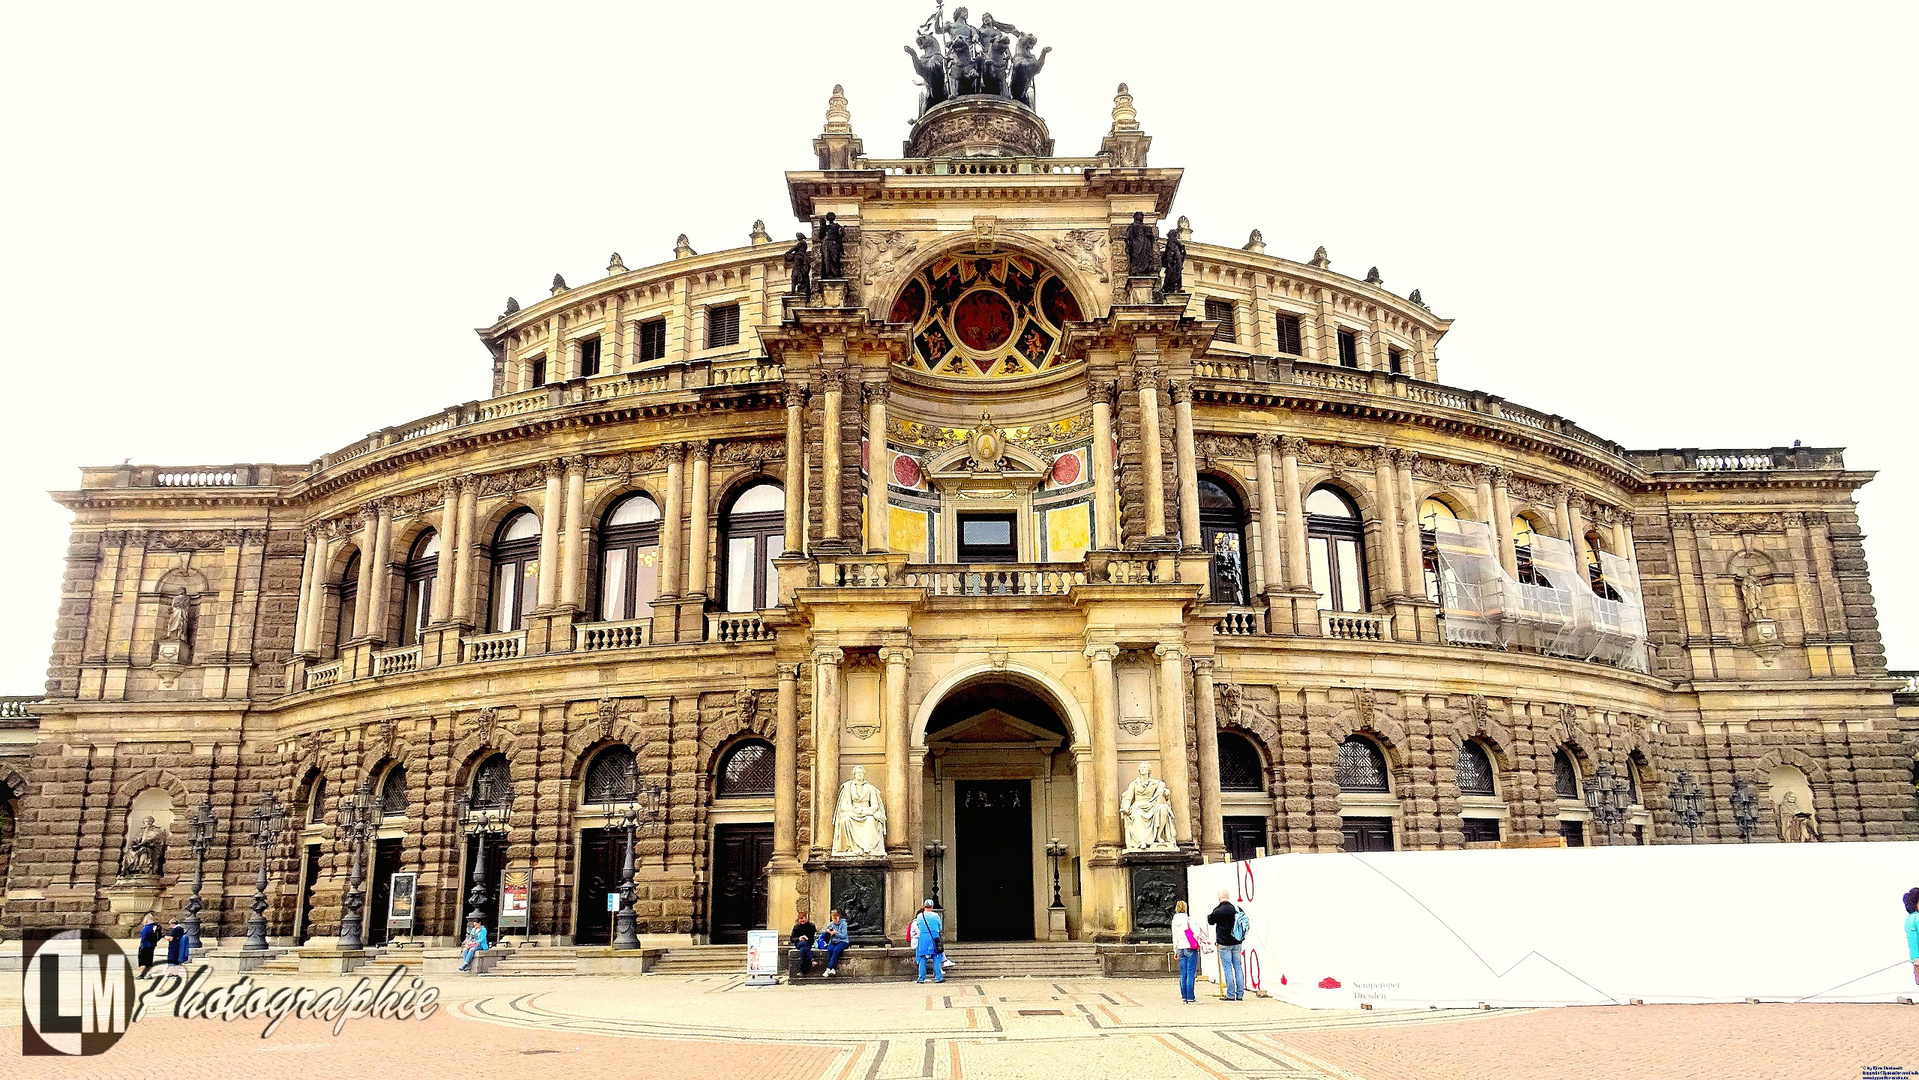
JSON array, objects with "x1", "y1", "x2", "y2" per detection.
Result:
[{"x1": 1232, "y1": 907, "x2": 1251, "y2": 941}]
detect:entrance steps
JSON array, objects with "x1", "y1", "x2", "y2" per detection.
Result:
[
  {"x1": 651, "y1": 944, "x2": 747, "y2": 975},
  {"x1": 936, "y1": 941, "x2": 1101, "y2": 979},
  {"x1": 483, "y1": 947, "x2": 581, "y2": 977},
  {"x1": 251, "y1": 953, "x2": 303, "y2": 975}
]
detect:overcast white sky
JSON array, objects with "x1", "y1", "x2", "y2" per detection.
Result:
[{"x1": 1, "y1": 1, "x2": 1912, "y2": 692}]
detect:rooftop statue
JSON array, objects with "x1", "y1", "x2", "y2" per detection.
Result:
[
  {"x1": 1125, "y1": 211, "x2": 1158, "y2": 279},
  {"x1": 909, "y1": 3, "x2": 1048, "y2": 116}
]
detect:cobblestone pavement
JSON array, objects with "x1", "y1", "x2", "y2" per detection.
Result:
[{"x1": 5, "y1": 967, "x2": 1916, "y2": 1079}]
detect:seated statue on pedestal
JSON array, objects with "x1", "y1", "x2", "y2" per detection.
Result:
[
  {"x1": 831, "y1": 765, "x2": 888, "y2": 857},
  {"x1": 1120, "y1": 763, "x2": 1178, "y2": 851}
]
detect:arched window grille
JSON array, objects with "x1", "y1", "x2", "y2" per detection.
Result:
[
  {"x1": 597, "y1": 494, "x2": 662, "y2": 623},
  {"x1": 716, "y1": 740, "x2": 775, "y2": 798},
  {"x1": 471, "y1": 755, "x2": 511, "y2": 809},
  {"x1": 1456, "y1": 741, "x2": 1496, "y2": 796},
  {"x1": 1306, "y1": 487, "x2": 1367, "y2": 612},
  {"x1": 1336, "y1": 736, "x2": 1390, "y2": 792},
  {"x1": 1198, "y1": 478, "x2": 1250, "y2": 606},
  {"x1": 490, "y1": 511, "x2": 541, "y2": 632},
  {"x1": 720, "y1": 484, "x2": 784, "y2": 613},
  {"x1": 1217, "y1": 732, "x2": 1265, "y2": 792},
  {"x1": 1553, "y1": 750, "x2": 1581, "y2": 799},
  {"x1": 400, "y1": 531, "x2": 439, "y2": 646},
  {"x1": 583, "y1": 746, "x2": 638, "y2": 804},
  {"x1": 379, "y1": 765, "x2": 409, "y2": 817}
]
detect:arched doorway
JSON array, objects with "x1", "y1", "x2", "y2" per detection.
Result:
[{"x1": 921, "y1": 677, "x2": 1080, "y2": 942}]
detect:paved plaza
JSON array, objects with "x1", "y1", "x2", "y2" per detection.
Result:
[{"x1": 6, "y1": 967, "x2": 1917, "y2": 1079}]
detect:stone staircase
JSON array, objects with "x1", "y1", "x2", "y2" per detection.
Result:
[
  {"x1": 936, "y1": 941, "x2": 1101, "y2": 979},
  {"x1": 650, "y1": 944, "x2": 748, "y2": 975},
  {"x1": 482, "y1": 947, "x2": 580, "y2": 977},
  {"x1": 251, "y1": 952, "x2": 303, "y2": 975}
]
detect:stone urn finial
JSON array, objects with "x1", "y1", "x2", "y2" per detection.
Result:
[
  {"x1": 1109, "y1": 83, "x2": 1139, "y2": 132},
  {"x1": 750, "y1": 220, "x2": 771, "y2": 245},
  {"x1": 606, "y1": 252, "x2": 626, "y2": 275},
  {"x1": 824, "y1": 84, "x2": 853, "y2": 135},
  {"x1": 1244, "y1": 229, "x2": 1266, "y2": 254},
  {"x1": 1310, "y1": 245, "x2": 1331, "y2": 269},
  {"x1": 549, "y1": 273, "x2": 569, "y2": 294},
  {"x1": 674, "y1": 234, "x2": 696, "y2": 260}
]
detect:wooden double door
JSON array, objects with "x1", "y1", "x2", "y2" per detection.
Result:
[
  {"x1": 955, "y1": 780, "x2": 1034, "y2": 941},
  {"x1": 709, "y1": 824, "x2": 773, "y2": 944}
]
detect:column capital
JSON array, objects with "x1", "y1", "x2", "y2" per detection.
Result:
[
  {"x1": 543, "y1": 457, "x2": 569, "y2": 482},
  {"x1": 1089, "y1": 378, "x2": 1118, "y2": 405},
  {"x1": 1153, "y1": 643, "x2": 1183, "y2": 662},
  {"x1": 357, "y1": 502, "x2": 380, "y2": 525},
  {"x1": 879, "y1": 645, "x2": 913, "y2": 665},
  {"x1": 457, "y1": 473, "x2": 484, "y2": 493},
  {"x1": 1167, "y1": 379, "x2": 1193, "y2": 405},
  {"x1": 690, "y1": 442, "x2": 713, "y2": 464},
  {"x1": 1189, "y1": 655, "x2": 1215, "y2": 677},
  {"x1": 819, "y1": 369, "x2": 847, "y2": 393},
  {"x1": 435, "y1": 479, "x2": 459, "y2": 504},
  {"x1": 302, "y1": 523, "x2": 322, "y2": 541},
  {"x1": 783, "y1": 382, "x2": 810, "y2": 409},
  {"x1": 811, "y1": 646, "x2": 844, "y2": 667},
  {"x1": 567, "y1": 453, "x2": 590, "y2": 474},
  {"x1": 778, "y1": 662, "x2": 804, "y2": 681},
  {"x1": 1375, "y1": 446, "x2": 1399, "y2": 467},
  {"x1": 1486, "y1": 465, "x2": 1509, "y2": 487},
  {"x1": 1134, "y1": 366, "x2": 1162, "y2": 392},
  {"x1": 1083, "y1": 643, "x2": 1120, "y2": 664},
  {"x1": 1397, "y1": 450, "x2": 1420, "y2": 470},
  {"x1": 862, "y1": 380, "x2": 891, "y2": 405},
  {"x1": 660, "y1": 442, "x2": 688, "y2": 465},
  {"x1": 1554, "y1": 482, "x2": 1576, "y2": 503},
  {"x1": 1278, "y1": 435, "x2": 1306, "y2": 458},
  {"x1": 1253, "y1": 432, "x2": 1278, "y2": 454}
]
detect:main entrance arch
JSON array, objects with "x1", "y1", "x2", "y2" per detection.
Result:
[{"x1": 914, "y1": 667, "x2": 1088, "y2": 941}]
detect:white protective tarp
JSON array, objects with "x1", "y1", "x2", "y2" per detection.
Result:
[
  {"x1": 1189, "y1": 842, "x2": 1919, "y2": 1009},
  {"x1": 1431, "y1": 520, "x2": 1648, "y2": 673}
]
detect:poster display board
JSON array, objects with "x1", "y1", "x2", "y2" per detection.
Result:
[
  {"x1": 386, "y1": 872, "x2": 417, "y2": 936},
  {"x1": 745, "y1": 929, "x2": 782, "y2": 987},
  {"x1": 1190, "y1": 841, "x2": 1919, "y2": 1009},
  {"x1": 499, "y1": 869, "x2": 531, "y2": 930}
]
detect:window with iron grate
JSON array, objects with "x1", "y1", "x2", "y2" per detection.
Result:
[
  {"x1": 1204, "y1": 298, "x2": 1236, "y2": 343},
  {"x1": 1336, "y1": 736, "x2": 1390, "y2": 792},
  {"x1": 1462, "y1": 817, "x2": 1502, "y2": 844},
  {"x1": 379, "y1": 765, "x2": 409, "y2": 817},
  {"x1": 707, "y1": 303, "x2": 741, "y2": 349},
  {"x1": 1553, "y1": 750, "x2": 1580, "y2": 800},
  {"x1": 584, "y1": 746, "x2": 638, "y2": 804},
  {"x1": 1456, "y1": 741, "x2": 1496, "y2": 796},
  {"x1": 717, "y1": 740, "x2": 775, "y2": 797},
  {"x1": 1218, "y1": 732, "x2": 1265, "y2": 792},
  {"x1": 471, "y1": 754, "x2": 511, "y2": 808}
]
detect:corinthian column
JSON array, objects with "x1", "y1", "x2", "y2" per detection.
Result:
[
  {"x1": 1373, "y1": 447, "x2": 1405, "y2": 597},
  {"x1": 368, "y1": 499, "x2": 395, "y2": 640},
  {"x1": 1085, "y1": 644, "x2": 1121, "y2": 850},
  {"x1": 451, "y1": 475, "x2": 480, "y2": 627},
  {"x1": 1090, "y1": 380, "x2": 1119, "y2": 549},
  {"x1": 429, "y1": 481, "x2": 458, "y2": 624},
  {"x1": 1190, "y1": 657, "x2": 1225, "y2": 860},
  {"x1": 1170, "y1": 379, "x2": 1200, "y2": 550},
  {"x1": 537, "y1": 459, "x2": 564, "y2": 610},
  {"x1": 351, "y1": 505, "x2": 377, "y2": 639},
  {"x1": 1490, "y1": 467, "x2": 1517, "y2": 576},
  {"x1": 1136, "y1": 368, "x2": 1168, "y2": 539},
  {"x1": 1397, "y1": 451, "x2": 1422, "y2": 597},
  {"x1": 1253, "y1": 435, "x2": 1284, "y2": 594},
  {"x1": 293, "y1": 526, "x2": 320, "y2": 654},
  {"x1": 657, "y1": 443, "x2": 687, "y2": 600},
  {"x1": 774, "y1": 662, "x2": 800, "y2": 860},
  {"x1": 865, "y1": 381, "x2": 891, "y2": 552},
  {"x1": 811, "y1": 646, "x2": 844, "y2": 855},
  {"x1": 821, "y1": 371, "x2": 844, "y2": 543},
  {"x1": 882, "y1": 645, "x2": 912, "y2": 852},
  {"x1": 559, "y1": 456, "x2": 588, "y2": 610},
  {"x1": 1155, "y1": 643, "x2": 1193, "y2": 845},
  {"x1": 783, "y1": 383, "x2": 807, "y2": 555},
  {"x1": 686, "y1": 444, "x2": 713, "y2": 598},
  {"x1": 1279, "y1": 437, "x2": 1308, "y2": 588}
]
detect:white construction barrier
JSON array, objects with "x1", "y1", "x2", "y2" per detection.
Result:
[{"x1": 1188, "y1": 841, "x2": 1919, "y2": 1008}]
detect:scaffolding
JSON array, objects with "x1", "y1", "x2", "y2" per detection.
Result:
[{"x1": 1432, "y1": 520, "x2": 1649, "y2": 673}]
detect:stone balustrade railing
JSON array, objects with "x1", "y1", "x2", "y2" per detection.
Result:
[
  {"x1": 1892, "y1": 670, "x2": 1919, "y2": 695},
  {"x1": 371, "y1": 644, "x2": 422, "y2": 677},
  {"x1": 461, "y1": 630, "x2": 526, "y2": 664},
  {"x1": 305, "y1": 660, "x2": 344, "y2": 690},
  {"x1": 0, "y1": 696, "x2": 40, "y2": 719},
  {"x1": 1627, "y1": 446, "x2": 1846, "y2": 473},
  {"x1": 576, "y1": 618, "x2": 652, "y2": 652},
  {"x1": 708, "y1": 612, "x2": 774, "y2": 643},
  {"x1": 856, "y1": 156, "x2": 1105, "y2": 176},
  {"x1": 899, "y1": 564, "x2": 1089, "y2": 596},
  {"x1": 1213, "y1": 608, "x2": 1264, "y2": 636},
  {"x1": 1320, "y1": 610, "x2": 1393, "y2": 642}
]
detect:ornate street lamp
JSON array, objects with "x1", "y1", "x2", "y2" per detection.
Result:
[
  {"x1": 924, "y1": 838, "x2": 948, "y2": 909},
  {"x1": 455, "y1": 778, "x2": 516, "y2": 926},
  {"x1": 1585, "y1": 763, "x2": 1627, "y2": 839},
  {"x1": 608, "y1": 766, "x2": 665, "y2": 951},
  {"x1": 1045, "y1": 837, "x2": 1068, "y2": 909},
  {"x1": 1730, "y1": 777, "x2": 1759, "y2": 842},
  {"x1": 1667, "y1": 769, "x2": 1707, "y2": 842},
  {"x1": 182, "y1": 797, "x2": 217, "y2": 948},
  {"x1": 243, "y1": 792, "x2": 288, "y2": 950},
  {"x1": 336, "y1": 782, "x2": 376, "y2": 951}
]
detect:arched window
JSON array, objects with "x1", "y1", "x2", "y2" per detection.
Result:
[
  {"x1": 1198, "y1": 477, "x2": 1250, "y2": 606},
  {"x1": 1513, "y1": 516, "x2": 1549, "y2": 586},
  {"x1": 1217, "y1": 732, "x2": 1265, "y2": 792},
  {"x1": 716, "y1": 739, "x2": 775, "y2": 798},
  {"x1": 334, "y1": 552, "x2": 360, "y2": 652},
  {"x1": 1306, "y1": 486, "x2": 1367, "y2": 612},
  {"x1": 597, "y1": 494, "x2": 661, "y2": 623},
  {"x1": 307, "y1": 774, "x2": 328, "y2": 825},
  {"x1": 720, "y1": 484, "x2": 784, "y2": 613},
  {"x1": 0, "y1": 790, "x2": 14, "y2": 887},
  {"x1": 1456, "y1": 741, "x2": 1496, "y2": 796},
  {"x1": 489, "y1": 511, "x2": 541, "y2": 632},
  {"x1": 583, "y1": 746, "x2": 637, "y2": 804},
  {"x1": 378, "y1": 764, "x2": 409, "y2": 817},
  {"x1": 1336, "y1": 736, "x2": 1390, "y2": 792},
  {"x1": 470, "y1": 754, "x2": 511, "y2": 809},
  {"x1": 1626, "y1": 760, "x2": 1642, "y2": 807},
  {"x1": 1553, "y1": 749, "x2": 1581, "y2": 799},
  {"x1": 399, "y1": 531, "x2": 439, "y2": 646},
  {"x1": 1418, "y1": 498, "x2": 1459, "y2": 602},
  {"x1": 1584, "y1": 530, "x2": 1622, "y2": 600}
]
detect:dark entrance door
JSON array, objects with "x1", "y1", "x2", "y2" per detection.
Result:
[
  {"x1": 296, "y1": 844, "x2": 321, "y2": 943},
  {"x1": 574, "y1": 827, "x2": 625, "y2": 945},
  {"x1": 710, "y1": 824, "x2": 773, "y2": 944},
  {"x1": 1341, "y1": 816, "x2": 1396, "y2": 852},
  {"x1": 955, "y1": 780, "x2": 1033, "y2": 940},
  {"x1": 366, "y1": 838, "x2": 402, "y2": 945},
  {"x1": 461, "y1": 834, "x2": 505, "y2": 936},
  {"x1": 1223, "y1": 816, "x2": 1268, "y2": 862}
]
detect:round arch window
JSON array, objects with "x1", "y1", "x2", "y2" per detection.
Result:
[
  {"x1": 1336, "y1": 736, "x2": 1390, "y2": 792},
  {"x1": 716, "y1": 740, "x2": 775, "y2": 798},
  {"x1": 1218, "y1": 732, "x2": 1265, "y2": 792},
  {"x1": 1456, "y1": 742, "x2": 1496, "y2": 796},
  {"x1": 891, "y1": 254, "x2": 1082, "y2": 379}
]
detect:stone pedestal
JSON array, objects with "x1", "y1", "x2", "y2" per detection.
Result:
[
  {"x1": 1047, "y1": 905, "x2": 1070, "y2": 942},
  {"x1": 1124, "y1": 276, "x2": 1158, "y2": 305},
  {"x1": 1121, "y1": 850, "x2": 1190, "y2": 943},
  {"x1": 820, "y1": 280, "x2": 849, "y2": 308},
  {"x1": 829, "y1": 861, "x2": 888, "y2": 946}
]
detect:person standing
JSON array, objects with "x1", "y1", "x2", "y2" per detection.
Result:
[
  {"x1": 136, "y1": 913, "x2": 162, "y2": 979},
  {"x1": 790, "y1": 910, "x2": 818, "y2": 976},
  {"x1": 164, "y1": 922, "x2": 190, "y2": 975},
  {"x1": 458, "y1": 916, "x2": 488, "y2": 972},
  {"x1": 820, "y1": 909, "x2": 849, "y2": 976},
  {"x1": 1208, "y1": 890, "x2": 1245, "y2": 1001},
  {"x1": 1171, "y1": 900, "x2": 1206, "y2": 1003},
  {"x1": 1904, "y1": 887, "x2": 1919, "y2": 986},
  {"x1": 911, "y1": 900, "x2": 944, "y2": 984}
]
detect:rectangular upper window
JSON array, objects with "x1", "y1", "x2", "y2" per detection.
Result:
[
  {"x1": 637, "y1": 318, "x2": 667, "y2": 362},
  {"x1": 528, "y1": 355, "x2": 547, "y2": 388},
  {"x1": 1275, "y1": 313, "x2": 1303, "y2": 356},
  {"x1": 707, "y1": 303, "x2": 741, "y2": 349},
  {"x1": 1387, "y1": 346, "x2": 1404, "y2": 375},
  {"x1": 1204, "y1": 298, "x2": 1236, "y2": 343},
  {"x1": 579, "y1": 336, "x2": 602, "y2": 378},
  {"x1": 1337, "y1": 328, "x2": 1359, "y2": 368},
  {"x1": 956, "y1": 512, "x2": 1018, "y2": 564}
]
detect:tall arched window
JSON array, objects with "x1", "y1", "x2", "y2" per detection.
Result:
[
  {"x1": 1456, "y1": 741, "x2": 1496, "y2": 796},
  {"x1": 716, "y1": 739, "x2": 775, "y2": 797},
  {"x1": 306, "y1": 774, "x2": 328, "y2": 825},
  {"x1": 1584, "y1": 530, "x2": 1622, "y2": 600},
  {"x1": 490, "y1": 511, "x2": 541, "y2": 632},
  {"x1": 1198, "y1": 477, "x2": 1250, "y2": 606},
  {"x1": 1553, "y1": 749, "x2": 1581, "y2": 799},
  {"x1": 1513, "y1": 516, "x2": 1549, "y2": 586},
  {"x1": 597, "y1": 494, "x2": 661, "y2": 623},
  {"x1": 471, "y1": 754, "x2": 511, "y2": 809},
  {"x1": 1418, "y1": 498, "x2": 1459, "y2": 602},
  {"x1": 583, "y1": 746, "x2": 638, "y2": 804},
  {"x1": 399, "y1": 531, "x2": 439, "y2": 646},
  {"x1": 1217, "y1": 732, "x2": 1265, "y2": 792},
  {"x1": 1336, "y1": 736, "x2": 1390, "y2": 792},
  {"x1": 1306, "y1": 486, "x2": 1367, "y2": 612},
  {"x1": 720, "y1": 484, "x2": 784, "y2": 613},
  {"x1": 379, "y1": 764, "x2": 409, "y2": 818},
  {"x1": 334, "y1": 552, "x2": 360, "y2": 653}
]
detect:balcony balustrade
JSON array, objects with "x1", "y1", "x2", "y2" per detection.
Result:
[
  {"x1": 576, "y1": 618, "x2": 652, "y2": 652},
  {"x1": 1320, "y1": 610, "x2": 1394, "y2": 642},
  {"x1": 461, "y1": 630, "x2": 526, "y2": 664}
]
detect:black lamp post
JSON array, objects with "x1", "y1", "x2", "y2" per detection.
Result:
[
  {"x1": 1585, "y1": 763, "x2": 1628, "y2": 840},
  {"x1": 182, "y1": 797, "x2": 217, "y2": 948},
  {"x1": 608, "y1": 769, "x2": 665, "y2": 951},
  {"x1": 1667, "y1": 769, "x2": 1707, "y2": 842},
  {"x1": 924, "y1": 838, "x2": 947, "y2": 909},
  {"x1": 1045, "y1": 837, "x2": 1068, "y2": 909},
  {"x1": 337, "y1": 783, "x2": 375, "y2": 950},
  {"x1": 1730, "y1": 778, "x2": 1759, "y2": 842},
  {"x1": 243, "y1": 792, "x2": 287, "y2": 950},
  {"x1": 455, "y1": 779, "x2": 516, "y2": 927}
]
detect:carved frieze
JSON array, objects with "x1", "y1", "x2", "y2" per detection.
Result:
[
  {"x1": 1049, "y1": 229, "x2": 1110, "y2": 282},
  {"x1": 1195, "y1": 435, "x2": 1254, "y2": 462}
]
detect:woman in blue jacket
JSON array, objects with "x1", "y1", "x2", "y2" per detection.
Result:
[{"x1": 1904, "y1": 887, "x2": 1919, "y2": 986}]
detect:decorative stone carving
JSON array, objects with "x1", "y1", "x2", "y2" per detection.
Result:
[
  {"x1": 819, "y1": 213, "x2": 847, "y2": 281},
  {"x1": 118, "y1": 815, "x2": 168, "y2": 879},
  {"x1": 594, "y1": 698, "x2": 620, "y2": 742},
  {"x1": 1050, "y1": 229, "x2": 1109, "y2": 281},
  {"x1": 966, "y1": 413, "x2": 1007, "y2": 472},
  {"x1": 1310, "y1": 246, "x2": 1331, "y2": 269},
  {"x1": 861, "y1": 230, "x2": 920, "y2": 286},
  {"x1": 1773, "y1": 791, "x2": 1821, "y2": 843},
  {"x1": 1365, "y1": 266, "x2": 1383, "y2": 285},
  {"x1": 830, "y1": 765, "x2": 887, "y2": 857},
  {"x1": 1119, "y1": 763, "x2": 1178, "y2": 851}
]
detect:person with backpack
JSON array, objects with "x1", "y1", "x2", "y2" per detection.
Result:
[
  {"x1": 910, "y1": 899, "x2": 944, "y2": 984},
  {"x1": 1208, "y1": 890, "x2": 1246, "y2": 1001}
]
